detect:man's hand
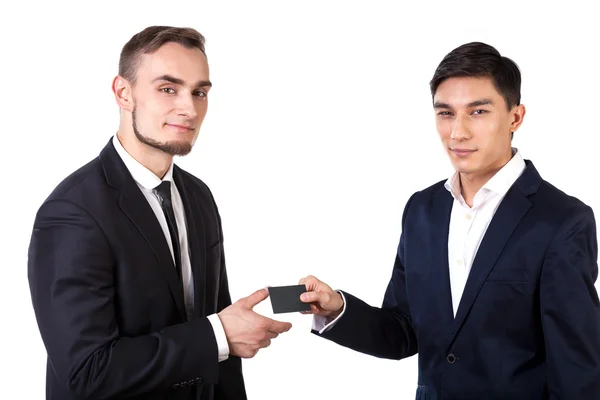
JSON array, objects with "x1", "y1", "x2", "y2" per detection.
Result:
[
  {"x1": 218, "y1": 289, "x2": 292, "y2": 358},
  {"x1": 298, "y1": 275, "x2": 344, "y2": 319}
]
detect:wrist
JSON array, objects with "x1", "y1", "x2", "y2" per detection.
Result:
[{"x1": 329, "y1": 292, "x2": 344, "y2": 318}]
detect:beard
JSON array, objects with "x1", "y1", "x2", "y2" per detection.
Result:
[{"x1": 132, "y1": 108, "x2": 193, "y2": 156}]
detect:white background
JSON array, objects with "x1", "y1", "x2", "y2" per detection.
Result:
[{"x1": 1, "y1": 1, "x2": 599, "y2": 399}]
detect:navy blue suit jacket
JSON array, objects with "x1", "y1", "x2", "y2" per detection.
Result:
[
  {"x1": 318, "y1": 160, "x2": 600, "y2": 399},
  {"x1": 28, "y1": 139, "x2": 246, "y2": 399}
]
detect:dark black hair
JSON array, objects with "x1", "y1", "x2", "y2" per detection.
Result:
[{"x1": 429, "y1": 42, "x2": 521, "y2": 110}]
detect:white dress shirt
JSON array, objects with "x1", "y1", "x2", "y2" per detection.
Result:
[
  {"x1": 444, "y1": 148, "x2": 525, "y2": 315},
  {"x1": 314, "y1": 148, "x2": 526, "y2": 332},
  {"x1": 113, "y1": 135, "x2": 229, "y2": 361}
]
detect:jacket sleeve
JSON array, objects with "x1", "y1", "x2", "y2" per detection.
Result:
[
  {"x1": 540, "y1": 205, "x2": 600, "y2": 399},
  {"x1": 28, "y1": 198, "x2": 220, "y2": 399},
  {"x1": 214, "y1": 354, "x2": 245, "y2": 400},
  {"x1": 212, "y1": 206, "x2": 247, "y2": 400},
  {"x1": 313, "y1": 193, "x2": 419, "y2": 360}
]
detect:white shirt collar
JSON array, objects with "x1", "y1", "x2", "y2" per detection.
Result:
[
  {"x1": 444, "y1": 148, "x2": 526, "y2": 202},
  {"x1": 112, "y1": 134, "x2": 174, "y2": 190}
]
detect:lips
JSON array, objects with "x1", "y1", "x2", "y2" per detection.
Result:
[
  {"x1": 166, "y1": 123, "x2": 194, "y2": 132},
  {"x1": 451, "y1": 148, "x2": 476, "y2": 156}
]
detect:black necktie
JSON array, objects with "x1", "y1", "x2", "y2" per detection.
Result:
[{"x1": 155, "y1": 181, "x2": 181, "y2": 277}]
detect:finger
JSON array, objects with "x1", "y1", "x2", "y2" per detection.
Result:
[
  {"x1": 300, "y1": 291, "x2": 328, "y2": 304},
  {"x1": 240, "y1": 346, "x2": 258, "y2": 359},
  {"x1": 298, "y1": 277, "x2": 307, "y2": 285},
  {"x1": 300, "y1": 304, "x2": 320, "y2": 314},
  {"x1": 301, "y1": 275, "x2": 322, "y2": 291},
  {"x1": 266, "y1": 318, "x2": 292, "y2": 334},
  {"x1": 258, "y1": 339, "x2": 272, "y2": 349},
  {"x1": 242, "y1": 288, "x2": 269, "y2": 309},
  {"x1": 266, "y1": 331, "x2": 279, "y2": 340}
]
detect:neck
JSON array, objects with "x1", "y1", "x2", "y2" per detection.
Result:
[
  {"x1": 459, "y1": 148, "x2": 513, "y2": 207},
  {"x1": 116, "y1": 125, "x2": 172, "y2": 179},
  {"x1": 459, "y1": 173, "x2": 491, "y2": 207}
]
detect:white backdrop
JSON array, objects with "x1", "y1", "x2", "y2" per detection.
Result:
[{"x1": 1, "y1": 1, "x2": 599, "y2": 399}]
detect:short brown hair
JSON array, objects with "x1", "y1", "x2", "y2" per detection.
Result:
[{"x1": 119, "y1": 26, "x2": 206, "y2": 84}]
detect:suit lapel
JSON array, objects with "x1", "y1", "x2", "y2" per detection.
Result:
[
  {"x1": 447, "y1": 180, "x2": 533, "y2": 346},
  {"x1": 100, "y1": 140, "x2": 187, "y2": 321},
  {"x1": 173, "y1": 167, "x2": 207, "y2": 319},
  {"x1": 431, "y1": 189, "x2": 456, "y2": 330}
]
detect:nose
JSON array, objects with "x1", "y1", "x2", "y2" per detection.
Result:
[
  {"x1": 176, "y1": 94, "x2": 198, "y2": 120},
  {"x1": 450, "y1": 116, "x2": 470, "y2": 141}
]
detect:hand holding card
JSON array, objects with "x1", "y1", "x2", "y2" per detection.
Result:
[
  {"x1": 297, "y1": 275, "x2": 344, "y2": 318},
  {"x1": 268, "y1": 285, "x2": 312, "y2": 314}
]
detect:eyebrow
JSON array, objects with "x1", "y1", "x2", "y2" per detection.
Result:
[
  {"x1": 152, "y1": 74, "x2": 212, "y2": 89},
  {"x1": 433, "y1": 98, "x2": 494, "y2": 109}
]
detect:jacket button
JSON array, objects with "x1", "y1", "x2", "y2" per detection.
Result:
[{"x1": 446, "y1": 353, "x2": 457, "y2": 364}]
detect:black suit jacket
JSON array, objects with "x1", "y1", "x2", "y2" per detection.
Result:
[
  {"x1": 316, "y1": 161, "x2": 600, "y2": 399},
  {"x1": 28, "y1": 139, "x2": 246, "y2": 399}
]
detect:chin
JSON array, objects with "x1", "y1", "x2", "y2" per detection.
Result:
[{"x1": 451, "y1": 161, "x2": 476, "y2": 175}]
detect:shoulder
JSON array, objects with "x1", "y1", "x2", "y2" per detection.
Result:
[
  {"x1": 43, "y1": 157, "x2": 105, "y2": 204},
  {"x1": 404, "y1": 178, "x2": 448, "y2": 210},
  {"x1": 31, "y1": 157, "x2": 110, "y2": 231},
  {"x1": 173, "y1": 165, "x2": 220, "y2": 214},
  {"x1": 536, "y1": 179, "x2": 590, "y2": 213},
  {"x1": 534, "y1": 179, "x2": 595, "y2": 235},
  {"x1": 174, "y1": 165, "x2": 213, "y2": 196},
  {"x1": 394, "y1": 178, "x2": 449, "y2": 228},
  {"x1": 416, "y1": 179, "x2": 447, "y2": 200}
]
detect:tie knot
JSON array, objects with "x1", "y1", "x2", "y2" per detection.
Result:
[{"x1": 155, "y1": 181, "x2": 172, "y2": 201}]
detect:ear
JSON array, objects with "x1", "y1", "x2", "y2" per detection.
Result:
[
  {"x1": 112, "y1": 75, "x2": 134, "y2": 112},
  {"x1": 510, "y1": 104, "x2": 526, "y2": 135}
]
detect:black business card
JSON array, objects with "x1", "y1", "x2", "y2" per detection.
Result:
[{"x1": 268, "y1": 284, "x2": 311, "y2": 314}]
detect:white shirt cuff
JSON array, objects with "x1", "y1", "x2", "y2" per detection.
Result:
[
  {"x1": 312, "y1": 291, "x2": 347, "y2": 334},
  {"x1": 207, "y1": 313, "x2": 229, "y2": 362}
]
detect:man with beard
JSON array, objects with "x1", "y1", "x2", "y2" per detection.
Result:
[{"x1": 27, "y1": 26, "x2": 292, "y2": 400}]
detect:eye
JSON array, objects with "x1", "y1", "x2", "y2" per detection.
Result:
[
  {"x1": 437, "y1": 111, "x2": 453, "y2": 116},
  {"x1": 193, "y1": 90, "x2": 207, "y2": 98},
  {"x1": 160, "y1": 87, "x2": 175, "y2": 94},
  {"x1": 472, "y1": 109, "x2": 488, "y2": 115}
]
